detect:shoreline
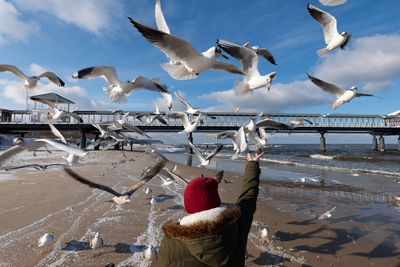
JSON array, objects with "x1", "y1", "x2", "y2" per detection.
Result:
[{"x1": 0, "y1": 150, "x2": 399, "y2": 266}]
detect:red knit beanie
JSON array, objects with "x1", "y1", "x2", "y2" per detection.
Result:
[{"x1": 184, "y1": 177, "x2": 221, "y2": 214}]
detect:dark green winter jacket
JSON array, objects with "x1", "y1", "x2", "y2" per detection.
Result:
[{"x1": 151, "y1": 161, "x2": 260, "y2": 267}]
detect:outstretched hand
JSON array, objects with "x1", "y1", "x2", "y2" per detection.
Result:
[{"x1": 247, "y1": 152, "x2": 264, "y2": 162}]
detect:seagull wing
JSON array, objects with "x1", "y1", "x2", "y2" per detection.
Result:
[
  {"x1": 167, "y1": 111, "x2": 190, "y2": 127},
  {"x1": 307, "y1": 4, "x2": 340, "y2": 45},
  {"x1": 155, "y1": 0, "x2": 170, "y2": 34},
  {"x1": 217, "y1": 130, "x2": 236, "y2": 139},
  {"x1": 47, "y1": 120, "x2": 67, "y2": 144},
  {"x1": 355, "y1": 92, "x2": 375, "y2": 97},
  {"x1": 67, "y1": 112, "x2": 84, "y2": 123},
  {"x1": 73, "y1": 66, "x2": 120, "y2": 86},
  {"x1": 129, "y1": 18, "x2": 202, "y2": 63},
  {"x1": 38, "y1": 71, "x2": 65, "y2": 87},
  {"x1": 124, "y1": 158, "x2": 167, "y2": 196},
  {"x1": 40, "y1": 99, "x2": 57, "y2": 110},
  {"x1": 0, "y1": 146, "x2": 26, "y2": 164},
  {"x1": 307, "y1": 73, "x2": 345, "y2": 97},
  {"x1": 256, "y1": 118, "x2": 293, "y2": 130},
  {"x1": 64, "y1": 168, "x2": 123, "y2": 197},
  {"x1": 129, "y1": 76, "x2": 166, "y2": 94},
  {"x1": 91, "y1": 123, "x2": 106, "y2": 136},
  {"x1": 319, "y1": 0, "x2": 347, "y2": 6},
  {"x1": 35, "y1": 139, "x2": 87, "y2": 157},
  {"x1": 161, "y1": 90, "x2": 173, "y2": 110},
  {"x1": 255, "y1": 48, "x2": 277, "y2": 65},
  {"x1": 122, "y1": 123, "x2": 151, "y2": 138},
  {"x1": 205, "y1": 144, "x2": 223, "y2": 161},
  {"x1": 211, "y1": 61, "x2": 244, "y2": 75},
  {"x1": 0, "y1": 64, "x2": 27, "y2": 80},
  {"x1": 218, "y1": 39, "x2": 259, "y2": 80},
  {"x1": 172, "y1": 88, "x2": 194, "y2": 110},
  {"x1": 187, "y1": 139, "x2": 206, "y2": 164},
  {"x1": 153, "y1": 114, "x2": 168, "y2": 125}
]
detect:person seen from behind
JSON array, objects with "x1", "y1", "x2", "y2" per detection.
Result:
[{"x1": 151, "y1": 152, "x2": 264, "y2": 267}]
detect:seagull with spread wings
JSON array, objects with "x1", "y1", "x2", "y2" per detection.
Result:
[
  {"x1": 307, "y1": 4, "x2": 351, "y2": 57},
  {"x1": 72, "y1": 66, "x2": 171, "y2": 104},
  {"x1": 217, "y1": 126, "x2": 247, "y2": 159},
  {"x1": 172, "y1": 87, "x2": 199, "y2": 114},
  {"x1": 64, "y1": 158, "x2": 167, "y2": 205},
  {"x1": 128, "y1": 18, "x2": 243, "y2": 80},
  {"x1": 0, "y1": 137, "x2": 87, "y2": 165},
  {"x1": 307, "y1": 73, "x2": 376, "y2": 110},
  {"x1": 167, "y1": 112, "x2": 202, "y2": 133},
  {"x1": 217, "y1": 39, "x2": 277, "y2": 97},
  {"x1": 187, "y1": 139, "x2": 223, "y2": 167},
  {"x1": 0, "y1": 64, "x2": 65, "y2": 89}
]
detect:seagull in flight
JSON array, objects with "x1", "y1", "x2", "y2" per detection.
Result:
[
  {"x1": 0, "y1": 137, "x2": 87, "y2": 165},
  {"x1": 307, "y1": 73, "x2": 376, "y2": 110},
  {"x1": 0, "y1": 64, "x2": 65, "y2": 89},
  {"x1": 41, "y1": 99, "x2": 83, "y2": 123},
  {"x1": 172, "y1": 87, "x2": 199, "y2": 114},
  {"x1": 307, "y1": 4, "x2": 351, "y2": 57},
  {"x1": 256, "y1": 118, "x2": 294, "y2": 130},
  {"x1": 64, "y1": 158, "x2": 167, "y2": 205},
  {"x1": 319, "y1": 0, "x2": 347, "y2": 6},
  {"x1": 167, "y1": 112, "x2": 202, "y2": 133},
  {"x1": 72, "y1": 66, "x2": 171, "y2": 104},
  {"x1": 217, "y1": 39, "x2": 277, "y2": 97},
  {"x1": 216, "y1": 126, "x2": 247, "y2": 159},
  {"x1": 187, "y1": 139, "x2": 223, "y2": 167},
  {"x1": 106, "y1": 119, "x2": 151, "y2": 138},
  {"x1": 128, "y1": 18, "x2": 243, "y2": 80}
]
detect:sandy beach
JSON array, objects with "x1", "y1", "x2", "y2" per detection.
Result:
[{"x1": 0, "y1": 149, "x2": 400, "y2": 267}]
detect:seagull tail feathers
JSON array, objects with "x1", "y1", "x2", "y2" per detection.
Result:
[
  {"x1": 103, "y1": 87, "x2": 127, "y2": 104},
  {"x1": 161, "y1": 62, "x2": 197, "y2": 80},
  {"x1": 233, "y1": 80, "x2": 251, "y2": 97},
  {"x1": 317, "y1": 48, "x2": 329, "y2": 57},
  {"x1": 329, "y1": 100, "x2": 339, "y2": 110}
]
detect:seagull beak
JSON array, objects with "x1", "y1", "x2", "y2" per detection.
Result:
[
  {"x1": 267, "y1": 84, "x2": 271, "y2": 91},
  {"x1": 222, "y1": 53, "x2": 229, "y2": 59}
]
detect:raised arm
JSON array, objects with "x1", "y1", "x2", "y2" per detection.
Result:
[{"x1": 236, "y1": 152, "x2": 263, "y2": 227}]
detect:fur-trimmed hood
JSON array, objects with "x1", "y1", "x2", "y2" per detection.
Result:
[{"x1": 163, "y1": 205, "x2": 241, "y2": 239}]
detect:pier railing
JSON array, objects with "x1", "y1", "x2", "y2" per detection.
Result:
[{"x1": 1, "y1": 110, "x2": 400, "y2": 134}]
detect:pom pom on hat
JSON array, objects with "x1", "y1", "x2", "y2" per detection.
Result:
[{"x1": 184, "y1": 176, "x2": 221, "y2": 214}]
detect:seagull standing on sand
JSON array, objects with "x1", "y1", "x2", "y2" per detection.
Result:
[
  {"x1": 187, "y1": 139, "x2": 223, "y2": 167},
  {"x1": 145, "y1": 187, "x2": 152, "y2": 194},
  {"x1": 307, "y1": 73, "x2": 376, "y2": 110},
  {"x1": 42, "y1": 100, "x2": 83, "y2": 123},
  {"x1": 64, "y1": 158, "x2": 166, "y2": 206},
  {"x1": 0, "y1": 64, "x2": 65, "y2": 89},
  {"x1": 217, "y1": 39, "x2": 277, "y2": 97},
  {"x1": 150, "y1": 196, "x2": 157, "y2": 205},
  {"x1": 307, "y1": 4, "x2": 351, "y2": 57},
  {"x1": 72, "y1": 66, "x2": 171, "y2": 104},
  {"x1": 90, "y1": 232, "x2": 104, "y2": 249},
  {"x1": 128, "y1": 18, "x2": 243, "y2": 80},
  {"x1": 143, "y1": 245, "x2": 157, "y2": 261},
  {"x1": 38, "y1": 232, "x2": 54, "y2": 253}
]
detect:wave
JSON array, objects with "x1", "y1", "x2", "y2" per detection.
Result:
[
  {"x1": 310, "y1": 154, "x2": 335, "y2": 160},
  {"x1": 259, "y1": 157, "x2": 400, "y2": 178}
]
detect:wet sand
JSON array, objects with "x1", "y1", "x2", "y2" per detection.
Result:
[{"x1": 0, "y1": 150, "x2": 399, "y2": 266}]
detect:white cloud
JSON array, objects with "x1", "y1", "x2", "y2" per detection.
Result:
[
  {"x1": 200, "y1": 80, "x2": 329, "y2": 113},
  {"x1": 202, "y1": 34, "x2": 400, "y2": 112},
  {"x1": 13, "y1": 0, "x2": 123, "y2": 35},
  {"x1": 314, "y1": 34, "x2": 400, "y2": 91},
  {"x1": 0, "y1": 0, "x2": 39, "y2": 44},
  {"x1": 0, "y1": 78, "x2": 112, "y2": 110}
]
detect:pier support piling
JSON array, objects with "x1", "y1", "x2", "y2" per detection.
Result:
[
  {"x1": 114, "y1": 142, "x2": 120, "y2": 150},
  {"x1": 320, "y1": 133, "x2": 326, "y2": 152},
  {"x1": 379, "y1": 135, "x2": 385, "y2": 152},
  {"x1": 372, "y1": 135, "x2": 378, "y2": 151},
  {"x1": 188, "y1": 133, "x2": 193, "y2": 154},
  {"x1": 398, "y1": 136, "x2": 400, "y2": 152},
  {"x1": 94, "y1": 133, "x2": 100, "y2": 150},
  {"x1": 79, "y1": 131, "x2": 86, "y2": 149}
]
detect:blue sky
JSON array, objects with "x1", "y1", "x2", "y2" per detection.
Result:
[{"x1": 0, "y1": 0, "x2": 399, "y2": 144}]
